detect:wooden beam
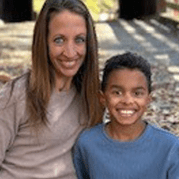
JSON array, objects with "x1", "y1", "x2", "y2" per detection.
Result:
[{"x1": 166, "y1": 2, "x2": 179, "y2": 11}]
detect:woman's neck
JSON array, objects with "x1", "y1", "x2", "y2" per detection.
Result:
[{"x1": 55, "y1": 75, "x2": 73, "y2": 92}]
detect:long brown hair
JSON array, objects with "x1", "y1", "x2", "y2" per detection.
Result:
[{"x1": 25, "y1": 0, "x2": 103, "y2": 128}]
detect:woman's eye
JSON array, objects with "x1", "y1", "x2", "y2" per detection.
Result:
[
  {"x1": 113, "y1": 90, "x2": 122, "y2": 96},
  {"x1": 75, "y1": 37, "x2": 86, "y2": 44},
  {"x1": 54, "y1": 37, "x2": 64, "y2": 45}
]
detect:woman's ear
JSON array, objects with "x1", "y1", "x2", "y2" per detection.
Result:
[{"x1": 99, "y1": 90, "x2": 106, "y2": 107}]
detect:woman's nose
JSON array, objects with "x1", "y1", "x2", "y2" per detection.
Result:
[{"x1": 63, "y1": 42, "x2": 77, "y2": 58}]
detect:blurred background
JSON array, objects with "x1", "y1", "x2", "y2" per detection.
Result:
[
  {"x1": 0, "y1": 0, "x2": 179, "y2": 135},
  {"x1": 0, "y1": 0, "x2": 178, "y2": 22}
]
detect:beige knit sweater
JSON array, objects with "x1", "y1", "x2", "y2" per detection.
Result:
[{"x1": 0, "y1": 76, "x2": 86, "y2": 179}]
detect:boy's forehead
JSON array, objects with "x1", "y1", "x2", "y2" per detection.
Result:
[
  {"x1": 107, "y1": 69, "x2": 148, "y2": 88},
  {"x1": 108, "y1": 68, "x2": 143, "y2": 78}
]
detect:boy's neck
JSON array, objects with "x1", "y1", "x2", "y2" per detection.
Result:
[{"x1": 106, "y1": 121, "x2": 146, "y2": 142}]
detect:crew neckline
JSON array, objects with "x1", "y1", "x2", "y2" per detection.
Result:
[{"x1": 101, "y1": 122, "x2": 152, "y2": 149}]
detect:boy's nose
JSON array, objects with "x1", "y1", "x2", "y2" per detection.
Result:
[{"x1": 121, "y1": 93, "x2": 134, "y2": 104}]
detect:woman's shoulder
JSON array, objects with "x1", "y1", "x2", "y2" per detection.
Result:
[{"x1": 0, "y1": 73, "x2": 28, "y2": 109}]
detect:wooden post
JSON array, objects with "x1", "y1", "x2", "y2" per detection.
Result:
[
  {"x1": 141, "y1": 0, "x2": 156, "y2": 16},
  {"x1": 157, "y1": 0, "x2": 166, "y2": 13},
  {"x1": 2, "y1": 0, "x2": 33, "y2": 22},
  {"x1": 119, "y1": 0, "x2": 157, "y2": 19},
  {"x1": 119, "y1": 0, "x2": 142, "y2": 19},
  {"x1": 0, "y1": 0, "x2": 3, "y2": 19}
]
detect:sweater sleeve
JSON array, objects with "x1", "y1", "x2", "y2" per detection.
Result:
[
  {"x1": 168, "y1": 141, "x2": 179, "y2": 179},
  {"x1": 0, "y1": 81, "x2": 25, "y2": 166},
  {"x1": 73, "y1": 138, "x2": 90, "y2": 179}
]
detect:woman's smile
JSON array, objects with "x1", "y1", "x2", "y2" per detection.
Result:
[{"x1": 56, "y1": 59, "x2": 78, "y2": 69}]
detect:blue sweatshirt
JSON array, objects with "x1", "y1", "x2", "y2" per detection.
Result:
[{"x1": 73, "y1": 123, "x2": 179, "y2": 179}]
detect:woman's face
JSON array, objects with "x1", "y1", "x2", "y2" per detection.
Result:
[{"x1": 48, "y1": 10, "x2": 87, "y2": 81}]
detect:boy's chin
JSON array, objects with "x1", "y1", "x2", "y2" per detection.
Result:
[{"x1": 111, "y1": 117, "x2": 144, "y2": 127}]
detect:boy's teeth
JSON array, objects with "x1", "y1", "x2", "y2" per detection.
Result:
[{"x1": 120, "y1": 110, "x2": 134, "y2": 114}]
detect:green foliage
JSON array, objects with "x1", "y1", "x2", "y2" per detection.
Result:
[
  {"x1": 33, "y1": 0, "x2": 45, "y2": 14},
  {"x1": 33, "y1": 0, "x2": 117, "y2": 21},
  {"x1": 83, "y1": 0, "x2": 116, "y2": 21}
]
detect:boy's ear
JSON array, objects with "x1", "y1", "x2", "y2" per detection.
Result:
[
  {"x1": 147, "y1": 93, "x2": 152, "y2": 105},
  {"x1": 99, "y1": 90, "x2": 106, "y2": 107}
]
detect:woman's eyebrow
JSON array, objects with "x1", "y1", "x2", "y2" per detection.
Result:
[{"x1": 110, "y1": 84, "x2": 122, "y2": 89}]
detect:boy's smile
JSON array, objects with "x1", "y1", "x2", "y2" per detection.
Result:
[{"x1": 100, "y1": 68, "x2": 151, "y2": 140}]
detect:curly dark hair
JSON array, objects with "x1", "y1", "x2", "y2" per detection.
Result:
[{"x1": 101, "y1": 52, "x2": 152, "y2": 93}]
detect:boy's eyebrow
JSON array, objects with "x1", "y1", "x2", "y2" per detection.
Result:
[
  {"x1": 134, "y1": 86, "x2": 147, "y2": 90},
  {"x1": 110, "y1": 85, "x2": 147, "y2": 91}
]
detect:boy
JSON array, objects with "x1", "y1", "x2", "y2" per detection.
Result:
[{"x1": 73, "y1": 52, "x2": 179, "y2": 179}]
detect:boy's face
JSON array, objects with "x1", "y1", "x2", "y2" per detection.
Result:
[{"x1": 100, "y1": 68, "x2": 151, "y2": 127}]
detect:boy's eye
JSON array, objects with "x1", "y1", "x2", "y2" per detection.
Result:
[
  {"x1": 134, "y1": 91, "x2": 144, "y2": 97},
  {"x1": 75, "y1": 36, "x2": 86, "y2": 44},
  {"x1": 54, "y1": 37, "x2": 64, "y2": 45}
]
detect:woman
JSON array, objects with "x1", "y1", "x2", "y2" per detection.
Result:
[{"x1": 0, "y1": 0, "x2": 102, "y2": 178}]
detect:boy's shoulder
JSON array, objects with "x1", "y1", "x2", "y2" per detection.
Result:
[
  {"x1": 149, "y1": 123, "x2": 179, "y2": 145},
  {"x1": 80, "y1": 123, "x2": 103, "y2": 137},
  {"x1": 76, "y1": 123, "x2": 104, "y2": 144}
]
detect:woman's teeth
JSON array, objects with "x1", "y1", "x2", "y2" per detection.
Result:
[
  {"x1": 68, "y1": 61, "x2": 74, "y2": 66},
  {"x1": 61, "y1": 60, "x2": 76, "y2": 67}
]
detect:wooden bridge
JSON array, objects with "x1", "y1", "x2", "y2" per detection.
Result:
[{"x1": 0, "y1": 0, "x2": 179, "y2": 23}]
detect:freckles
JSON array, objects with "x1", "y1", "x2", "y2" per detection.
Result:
[
  {"x1": 50, "y1": 46, "x2": 62, "y2": 57},
  {"x1": 79, "y1": 46, "x2": 86, "y2": 55}
]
